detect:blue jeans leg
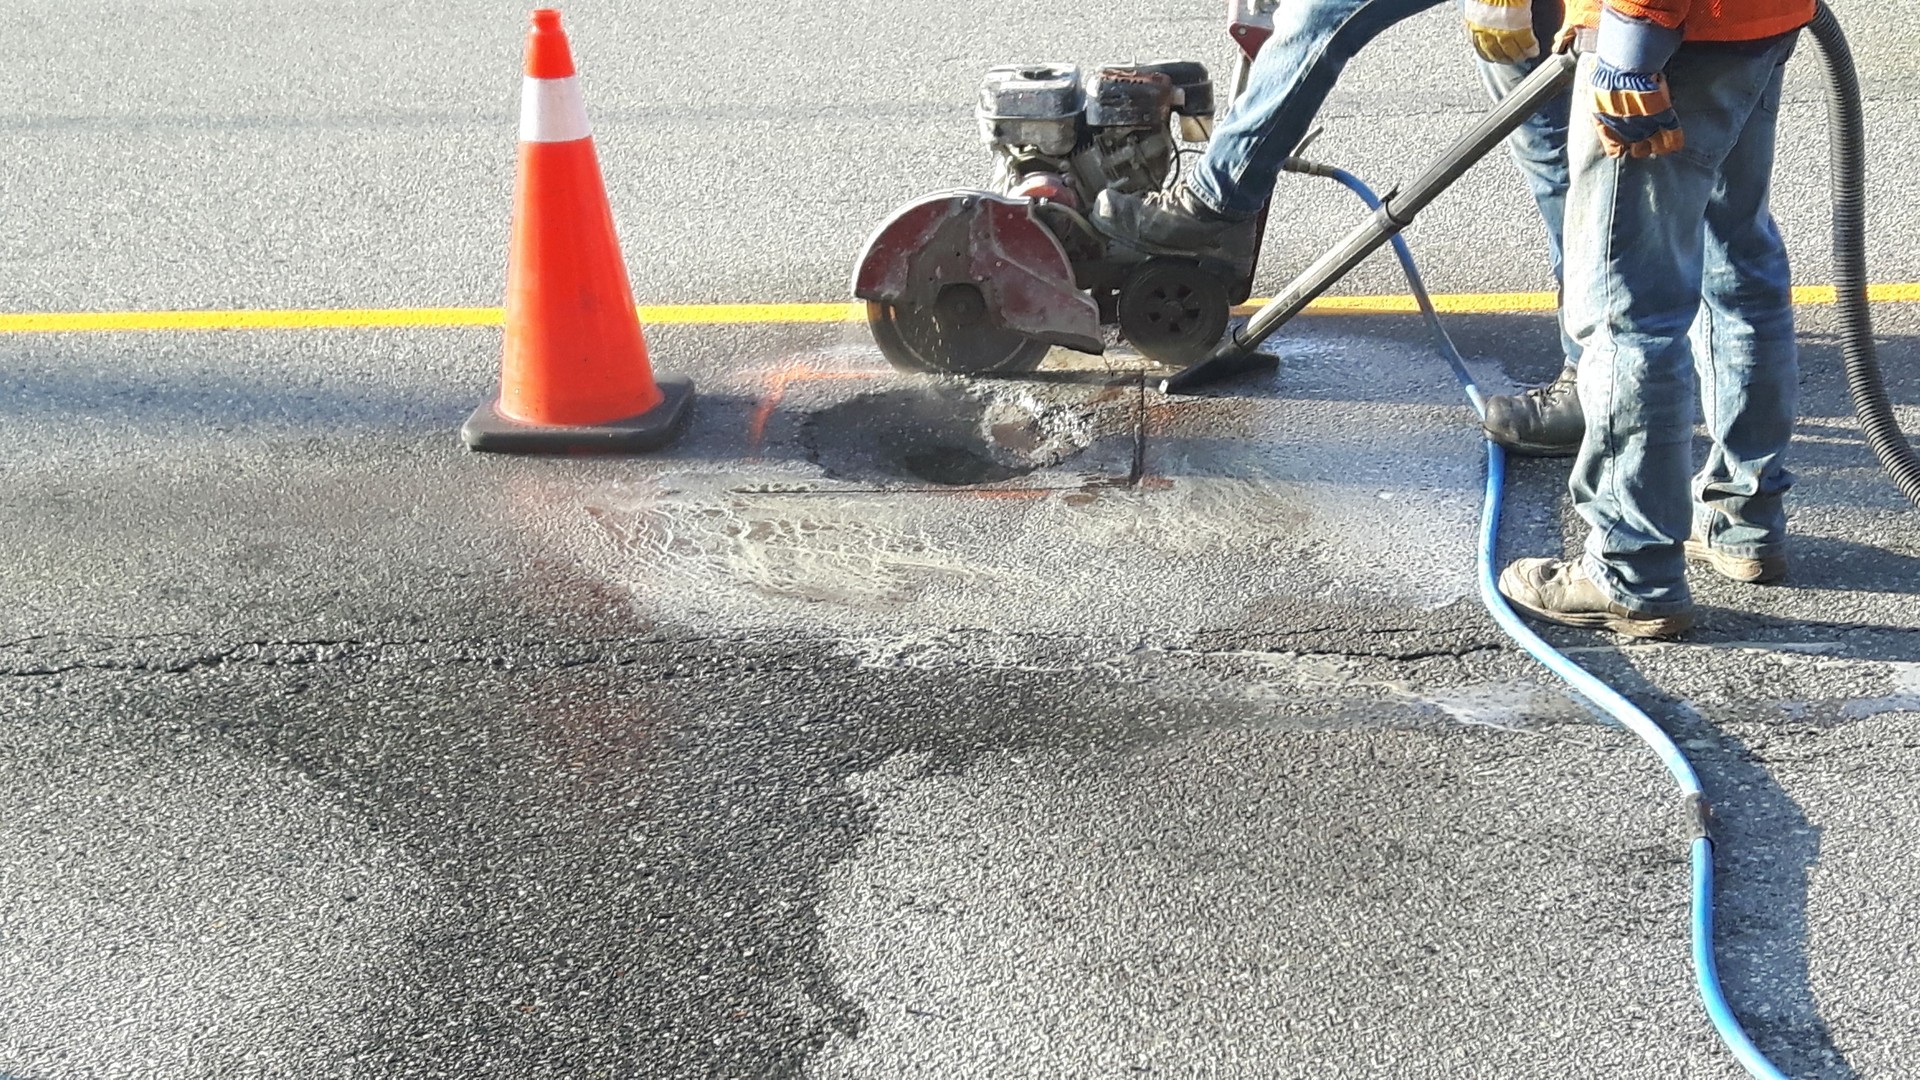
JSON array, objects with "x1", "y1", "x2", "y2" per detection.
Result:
[
  {"x1": 1467, "y1": 0, "x2": 1577, "y2": 367},
  {"x1": 1564, "y1": 37, "x2": 1800, "y2": 614},
  {"x1": 1691, "y1": 48, "x2": 1798, "y2": 559},
  {"x1": 1189, "y1": 0, "x2": 1447, "y2": 218}
]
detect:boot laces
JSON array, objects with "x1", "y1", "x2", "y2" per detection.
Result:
[{"x1": 1517, "y1": 371, "x2": 1577, "y2": 407}]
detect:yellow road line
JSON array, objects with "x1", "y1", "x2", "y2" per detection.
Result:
[
  {"x1": 0, "y1": 304, "x2": 865, "y2": 334},
  {"x1": 0, "y1": 307, "x2": 506, "y2": 333},
  {"x1": 643, "y1": 302, "x2": 867, "y2": 325},
  {"x1": 3, "y1": 283, "x2": 1918, "y2": 334}
]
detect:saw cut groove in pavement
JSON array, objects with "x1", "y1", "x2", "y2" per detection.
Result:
[{"x1": 4, "y1": 283, "x2": 1919, "y2": 334}]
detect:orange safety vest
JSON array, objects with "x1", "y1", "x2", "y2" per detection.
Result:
[{"x1": 1563, "y1": 0, "x2": 1814, "y2": 42}]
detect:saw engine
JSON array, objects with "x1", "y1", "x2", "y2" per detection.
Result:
[{"x1": 853, "y1": 58, "x2": 1251, "y2": 375}]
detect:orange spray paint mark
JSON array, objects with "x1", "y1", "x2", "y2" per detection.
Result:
[{"x1": 746, "y1": 361, "x2": 884, "y2": 454}]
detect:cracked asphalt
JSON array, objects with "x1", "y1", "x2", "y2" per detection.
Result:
[{"x1": 4, "y1": 1, "x2": 1920, "y2": 1077}]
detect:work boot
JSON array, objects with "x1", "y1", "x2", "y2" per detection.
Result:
[
  {"x1": 1684, "y1": 536, "x2": 1789, "y2": 585},
  {"x1": 1482, "y1": 365, "x2": 1583, "y2": 457},
  {"x1": 1497, "y1": 557, "x2": 1694, "y2": 639},
  {"x1": 1090, "y1": 185, "x2": 1257, "y2": 278}
]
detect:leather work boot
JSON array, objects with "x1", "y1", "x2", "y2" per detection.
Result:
[
  {"x1": 1091, "y1": 185, "x2": 1257, "y2": 279},
  {"x1": 1685, "y1": 536, "x2": 1789, "y2": 584},
  {"x1": 1482, "y1": 365, "x2": 1584, "y2": 457},
  {"x1": 1497, "y1": 557, "x2": 1694, "y2": 639}
]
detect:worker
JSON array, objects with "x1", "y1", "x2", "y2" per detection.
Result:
[
  {"x1": 1496, "y1": 0, "x2": 1813, "y2": 638},
  {"x1": 1091, "y1": 0, "x2": 1584, "y2": 456}
]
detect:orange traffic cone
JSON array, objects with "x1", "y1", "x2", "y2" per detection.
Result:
[{"x1": 463, "y1": 8, "x2": 693, "y2": 454}]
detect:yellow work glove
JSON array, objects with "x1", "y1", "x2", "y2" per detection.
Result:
[{"x1": 1463, "y1": 0, "x2": 1540, "y2": 64}]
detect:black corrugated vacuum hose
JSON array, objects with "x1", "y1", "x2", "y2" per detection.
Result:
[{"x1": 1809, "y1": 2, "x2": 1920, "y2": 509}]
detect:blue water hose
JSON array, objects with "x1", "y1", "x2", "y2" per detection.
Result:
[{"x1": 1308, "y1": 165, "x2": 1792, "y2": 1080}]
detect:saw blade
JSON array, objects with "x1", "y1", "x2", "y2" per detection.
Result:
[{"x1": 868, "y1": 293, "x2": 1050, "y2": 375}]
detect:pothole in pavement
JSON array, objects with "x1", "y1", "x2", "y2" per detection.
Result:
[{"x1": 803, "y1": 383, "x2": 1097, "y2": 486}]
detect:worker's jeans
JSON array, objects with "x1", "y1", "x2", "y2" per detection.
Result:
[
  {"x1": 1188, "y1": 0, "x2": 1575, "y2": 358},
  {"x1": 1469, "y1": 1, "x2": 1578, "y2": 367},
  {"x1": 1566, "y1": 36, "x2": 1799, "y2": 614},
  {"x1": 1192, "y1": 0, "x2": 1443, "y2": 216},
  {"x1": 1189, "y1": 0, "x2": 1567, "y2": 218}
]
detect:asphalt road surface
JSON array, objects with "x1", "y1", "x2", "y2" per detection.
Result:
[{"x1": 3, "y1": 2, "x2": 1919, "y2": 1077}]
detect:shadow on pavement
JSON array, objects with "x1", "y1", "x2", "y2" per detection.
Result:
[
  {"x1": 1144, "y1": 311, "x2": 1920, "y2": 416},
  {"x1": 1686, "y1": 613, "x2": 1920, "y2": 665},
  {"x1": 0, "y1": 359, "x2": 471, "y2": 433},
  {"x1": 0, "y1": 357, "x2": 824, "y2": 467},
  {"x1": 1572, "y1": 655, "x2": 1863, "y2": 1080},
  {"x1": 1412, "y1": 311, "x2": 1920, "y2": 409},
  {"x1": 1780, "y1": 533, "x2": 1920, "y2": 596}
]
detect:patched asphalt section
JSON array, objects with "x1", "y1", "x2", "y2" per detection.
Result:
[
  {"x1": 0, "y1": 634, "x2": 1566, "y2": 1077},
  {"x1": 4, "y1": 627, "x2": 1917, "y2": 1078}
]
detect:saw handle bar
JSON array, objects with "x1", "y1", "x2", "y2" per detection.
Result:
[{"x1": 1163, "y1": 50, "x2": 1579, "y2": 393}]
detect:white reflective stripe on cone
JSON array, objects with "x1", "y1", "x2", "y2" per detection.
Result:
[{"x1": 520, "y1": 77, "x2": 592, "y2": 144}]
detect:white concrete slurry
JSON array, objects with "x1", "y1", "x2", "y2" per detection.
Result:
[
  {"x1": 560, "y1": 330, "x2": 1491, "y2": 639},
  {"x1": 568, "y1": 463, "x2": 1481, "y2": 639}
]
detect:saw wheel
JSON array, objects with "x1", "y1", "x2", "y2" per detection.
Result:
[
  {"x1": 867, "y1": 285, "x2": 1051, "y2": 375},
  {"x1": 1115, "y1": 258, "x2": 1232, "y2": 366}
]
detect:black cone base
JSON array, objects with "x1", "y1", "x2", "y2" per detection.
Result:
[{"x1": 462, "y1": 376, "x2": 694, "y2": 454}]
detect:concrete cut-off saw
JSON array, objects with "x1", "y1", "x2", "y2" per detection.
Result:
[
  {"x1": 851, "y1": 5, "x2": 1293, "y2": 377},
  {"x1": 849, "y1": 1, "x2": 1583, "y2": 393}
]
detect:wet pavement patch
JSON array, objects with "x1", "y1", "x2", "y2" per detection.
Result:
[{"x1": 802, "y1": 383, "x2": 1097, "y2": 487}]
